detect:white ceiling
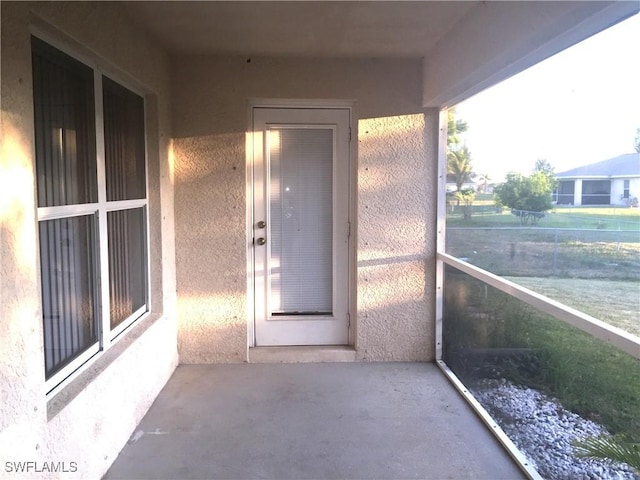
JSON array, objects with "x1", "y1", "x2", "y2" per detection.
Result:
[{"x1": 125, "y1": 1, "x2": 479, "y2": 58}]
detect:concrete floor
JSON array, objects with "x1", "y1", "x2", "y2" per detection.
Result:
[{"x1": 105, "y1": 363, "x2": 524, "y2": 480}]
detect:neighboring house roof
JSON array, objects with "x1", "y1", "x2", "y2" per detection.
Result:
[
  {"x1": 445, "y1": 174, "x2": 476, "y2": 184},
  {"x1": 556, "y1": 153, "x2": 640, "y2": 179}
]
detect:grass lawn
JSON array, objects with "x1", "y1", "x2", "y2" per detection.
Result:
[
  {"x1": 447, "y1": 205, "x2": 640, "y2": 230},
  {"x1": 525, "y1": 313, "x2": 640, "y2": 439},
  {"x1": 506, "y1": 276, "x2": 640, "y2": 337},
  {"x1": 444, "y1": 270, "x2": 640, "y2": 440},
  {"x1": 444, "y1": 206, "x2": 640, "y2": 443},
  {"x1": 554, "y1": 205, "x2": 640, "y2": 219},
  {"x1": 446, "y1": 228, "x2": 640, "y2": 280}
]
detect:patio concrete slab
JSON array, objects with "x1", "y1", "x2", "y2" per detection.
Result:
[{"x1": 105, "y1": 363, "x2": 524, "y2": 479}]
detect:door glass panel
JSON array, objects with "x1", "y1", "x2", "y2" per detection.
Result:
[{"x1": 268, "y1": 128, "x2": 333, "y2": 316}]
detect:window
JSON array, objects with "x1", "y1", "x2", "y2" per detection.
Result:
[
  {"x1": 556, "y1": 180, "x2": 575, "y2": 205},
  {"x1": 581, "y1": 179, "x2": 611, "y2": 205},
  {"x1": 32, "y1": 37, "x2": 148, "y2": 390},
  {"x1": 623, "y1": 179, "x2": 630, "y2": 199}
]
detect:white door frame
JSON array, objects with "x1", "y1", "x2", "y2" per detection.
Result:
[{"x1": 245, "y1": 99, "x2": 356, "y2": 348}]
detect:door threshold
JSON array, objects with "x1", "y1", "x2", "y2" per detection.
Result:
[{"x1": 248, "y1": 346, "x2": 356, "y2": 363}]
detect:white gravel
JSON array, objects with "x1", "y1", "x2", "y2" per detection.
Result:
[{"x1": 472, "y1": 379, "x2": 638, "y2": 480}]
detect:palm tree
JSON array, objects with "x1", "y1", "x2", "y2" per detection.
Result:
[
  {"x1": 447, "y1": 145, "x2": 474, "y2": 192},
  {"x1": 447, "y1": 109, "x2": 468, "y2": 149},
  {"x1": 573, "y1": 435, "x2": 640, "y2": 474}
]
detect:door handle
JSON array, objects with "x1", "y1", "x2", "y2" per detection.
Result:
[{"x1": 256, "y1": 237, "x2": 266, "y2": 246}]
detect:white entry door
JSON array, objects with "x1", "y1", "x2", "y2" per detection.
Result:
[{"x1": 252, "y1": 107, "x2": 350, "y2": 346}]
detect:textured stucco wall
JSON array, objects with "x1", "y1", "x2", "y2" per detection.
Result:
[
  {"x1": 172, "y1": 56, "x2": 436, "y2": 362},
  {"x1": 0, "y1": 2, "x2": 177, "y2": 478},
  {"x1": 356, "y1": 113, "x2": 438, "y2": 361},
  {"x1": 173, "y1": 132, "x2": 247, "y2": 363}
]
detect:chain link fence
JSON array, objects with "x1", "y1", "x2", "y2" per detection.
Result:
[{"x1": 446, "y1": 225, "x2": 640, "y2": 280}]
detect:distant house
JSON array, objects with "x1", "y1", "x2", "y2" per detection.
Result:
[
  {"x1": 555, "y1": 153, "x2": 640, "y2": 206},
  {"x1": 445, "y1": 174, "x2": 477, "y2": 193}
]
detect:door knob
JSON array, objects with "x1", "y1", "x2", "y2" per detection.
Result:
[
  {"x1": 256, "y1": 220, "x2": 266, "y2": 229},
  {"x1": 256, "y1": 237, "x2": 266, "y2": 246}
]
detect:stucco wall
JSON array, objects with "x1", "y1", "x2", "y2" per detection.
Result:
[
  {"x1": 629, "y1": 178, "x2": 640, "y2": 204},
  {"x1": 171, "y1": 56, "x2": 436, "y2": 362},
  {"x1": 611, "y1": 178, "x2": 640, "y2": 206},
  {"x1": 0, "y1": 2, "x2": 177, "y2": 478},
  {"x1": 357, "y1": 113, "x2": 437, "y2": 361}
]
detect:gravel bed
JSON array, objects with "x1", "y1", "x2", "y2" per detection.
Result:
[{"x1": 472, "y1": 379, "x2": 638, "y2": 480}]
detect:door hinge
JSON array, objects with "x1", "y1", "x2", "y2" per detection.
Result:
[
  {"x1": 347, "y1": 221, "x2": 351, "y2": 238},
  {"x1": 347, "y1": 312, "x2": 351, "y2": 328},
  {"x1": 349, "y1": 127, "x2": 352, "y2": 143}
]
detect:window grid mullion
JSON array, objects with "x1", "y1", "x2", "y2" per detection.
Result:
[
  {"x1": 38, "y1": 203, "x2": 99, "y2": 221},
  {"x1": 35, "y1": 35, "x2": 150, "y2": 395},
  {"x1": 94, "y1": 71, "x2": 111, "y2": 351},
  {"x1": 105, "y1": 199, "x2": 147, "y2": 212}
]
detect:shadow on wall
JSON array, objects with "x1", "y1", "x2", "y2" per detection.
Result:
[
  {"x1": 172, "y1": 131, "x2": 247, "y2": 295},
  {"x1": 177, "y1": 294, "x2": 247, "y2": 364},
  {"x1": 356, "y1": 253, "x2": 434, "y2": 361},
  {"x1": 357, "y1": 114, "x2": 434, "y2": 251},
  {"x1": 169, "y1": 56, "x2": 424, "y2": 140},
  {"x1": 172, "y1": 131, "x2": 248, "y2": 363},
  {"x1": 356, "y1": 114, "x2": 435, "y2": 256},
  {"x1": 171, "y1": 111, "x2": 438, "y2": 362},
  {"x1": 356, "y1": 295, "x2": 433, "y2": 361},
  {"x1": 355, "y1": 114, "x2": 437, "y2": 361}
]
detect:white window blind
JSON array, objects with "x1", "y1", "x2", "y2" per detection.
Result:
[{"x1": 268, "y1": 128, "x2": 333, "y2": 315}]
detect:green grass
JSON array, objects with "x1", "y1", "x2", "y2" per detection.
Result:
[
  {"x1": 446, "y1": 228, "x2": 640, "y2": 280},
  {"x1": 506, "y1": 277, "x2": 640, "y2": 337},
  {"x1": 443, "y1": 206, "x2": 640, "y2": 446},
  {"x1": 445, "y1": 208, "x2": 640, "y2": 334},
  {"x1": 443, "y1": 270, "x2": 640, "y2": 440},
  {"x1": 555, "y1": 205, "x2": 640, "y2": 218},
  {"x1": 447, "y1": 205, "x2": 640, "y2": 230},
  {"x1": 528, "y1": 314, "x2": 640, "y2": 439}
]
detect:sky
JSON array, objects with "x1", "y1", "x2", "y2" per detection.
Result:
[{"x1": 454, "y1": 13, "x2": 640, "y2": 183}]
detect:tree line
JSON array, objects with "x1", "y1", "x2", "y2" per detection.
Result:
[
  {"x1": 448, "y1": 111, "x2": 640, "y2": 224},
  {"x1": 447, "y1": 109, "x2": 556, "y2": 224}
]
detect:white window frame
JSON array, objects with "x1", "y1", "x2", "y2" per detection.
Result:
[{"x1": 32, "y1": 30, "x2": 151, "y2": 396}]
